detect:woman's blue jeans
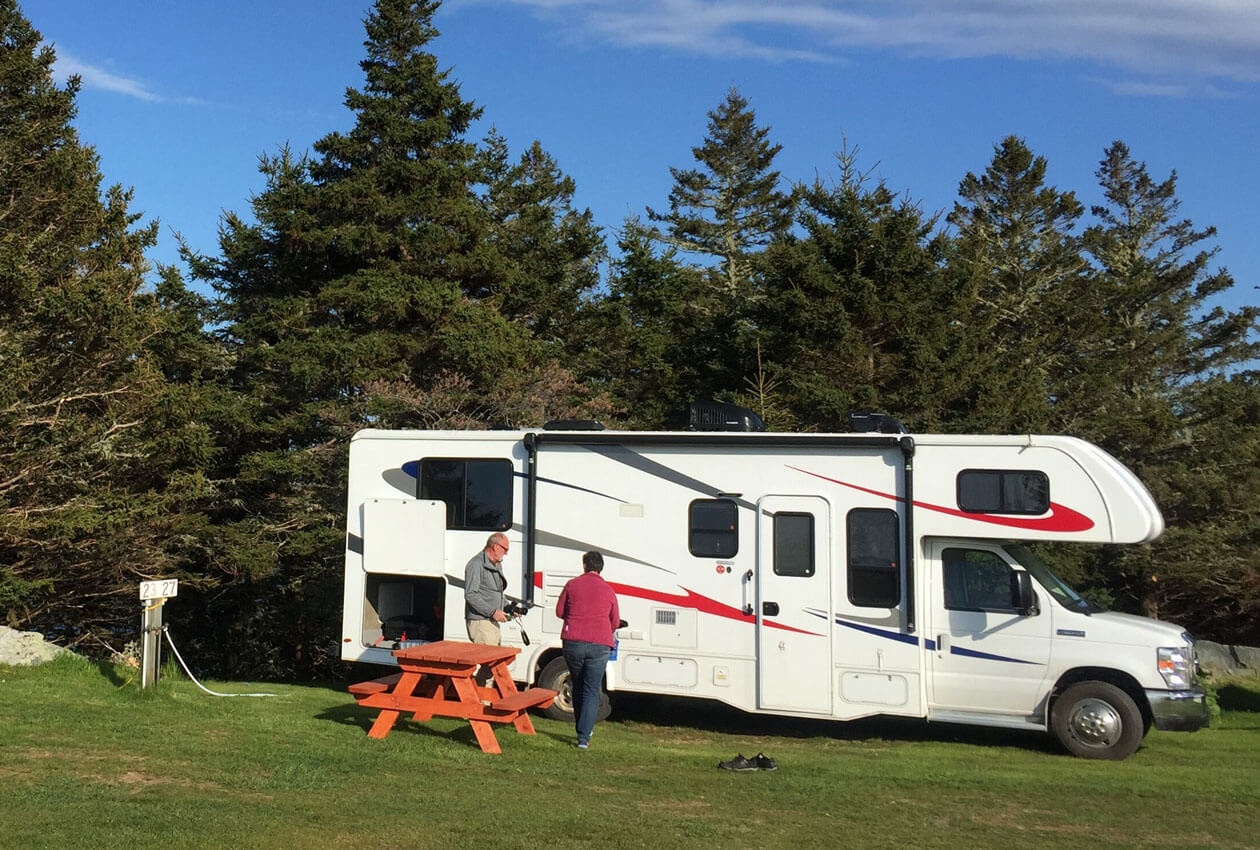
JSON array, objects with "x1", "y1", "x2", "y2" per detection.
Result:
[{"x1": 562, "y1": 640, "x2": 611, "y2": 745}]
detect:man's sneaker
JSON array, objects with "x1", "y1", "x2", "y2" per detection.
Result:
[
  {"x1": 753, "y1": 752, "x2": 778, "y2": 771},
  {"x1": 577, "y1": 741, "x2": 589, "y2": 750},
  {"x1": 718, "y1": 753, "x2": 758, "y2": 772}
]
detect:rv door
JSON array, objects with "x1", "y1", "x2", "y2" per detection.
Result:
[
  {"x1": 756, "y1": 495, "x2": 832, "y2": 714},
  {"x1": 926, "y1": 541, "x2": 1051, "y2": 715}
]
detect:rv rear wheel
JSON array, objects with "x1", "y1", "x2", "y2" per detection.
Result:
[
  {"x1": 537, "y1": 656, "x2": 611, "y2": 723},
  {"x1": 1051, "y1": 681, "x2": 1143, "y2": 760}
]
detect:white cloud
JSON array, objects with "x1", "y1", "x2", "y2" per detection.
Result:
[
  {"x1": 464, "y1": 0, "x2": 1260, "y2": 85},
  {"x1": 52, "y1": 51, "x2": 165, "y2": 102}
]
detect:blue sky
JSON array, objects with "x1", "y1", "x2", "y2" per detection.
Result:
[{"x1": 29, "y1": 0, "x2": 1260, "y2": 322}]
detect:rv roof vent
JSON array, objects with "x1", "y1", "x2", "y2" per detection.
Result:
[
  {"x1": 686, "y1": 401, "x2": 765, "y2": 432},
  {"x1": 543, "y1": 419, "x2": 605, "y2": 431},
  {"x1": 848, "y1": 411, "x2": 907, "y2": 434}
]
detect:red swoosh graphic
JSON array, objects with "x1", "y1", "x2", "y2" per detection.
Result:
[
  {"x1": 535, "y1": 573, "x2": 821, "y2": 635},
  {"x1": 786, "y1": 465, "x2": 1095, "y2": 533}
]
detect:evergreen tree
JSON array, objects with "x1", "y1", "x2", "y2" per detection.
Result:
[
  {"x1": 594, "y1": 217, "x2": 711, "y2": 428},
  {"x1": 1058, "y1": 142, "x2": 1260, "y2": 634},
  {"x1": 186, "y1": 0, "x2": 607, "y2": 676},
  {"x1": 755, "y1": 149, "x2": 952, "y2": 430},
  {"x1": 476, "y1": 128, "x2": 605, "y2": 350},
  {"x1": 648, "y1": 87, "x2": 793, "y2": 304},
  {"x1": 944, "y1": 136, "x2": 1087, "y2": 431},
  {"x1": 0, "y1": 1, "x2": 219, "y2": 645}
]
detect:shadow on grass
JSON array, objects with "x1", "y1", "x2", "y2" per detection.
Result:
[
  {"x1": 609, "y1": 691, "x2": 1060, "y2": 755},
  {"x1": 1217, "y1": 682, "x2": 1260, "y2": 712},
  {"x1": 315, "y1": 697, "x2": 490, "y2": 750}
]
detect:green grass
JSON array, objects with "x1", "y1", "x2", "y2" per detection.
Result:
[{"x1": 2, "y1": 656, "x2": 1258, "y2": 850}]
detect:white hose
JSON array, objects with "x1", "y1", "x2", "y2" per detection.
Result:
[{"x1": 162, "y1": 627, "x2": 276, "y2": 697}]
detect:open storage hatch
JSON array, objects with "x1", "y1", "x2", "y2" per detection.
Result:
[{"x1": 358, "y1": 498, "x2": 447, "y2": 649}]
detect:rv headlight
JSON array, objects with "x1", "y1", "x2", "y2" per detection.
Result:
[{"x1": 1157, "y1": 645, "x2": 1192, "y2": 689}]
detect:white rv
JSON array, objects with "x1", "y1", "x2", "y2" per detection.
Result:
[{"x1": 340, "y1": 407, "x2": 1208, "y2": 760}]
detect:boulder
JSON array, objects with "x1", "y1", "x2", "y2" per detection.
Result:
[
  {"x1": 1232, "y1": 644, "x2": 1260, "y2": 674},
  {"x1": 0, "y1": 626, "x2": 72, "y2": 666},
  {"x1": 1196, "y1": 640, "x2": 1260, "y2": 679}
]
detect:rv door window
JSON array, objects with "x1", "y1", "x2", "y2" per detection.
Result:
[
  {"x1": 846, "y1": 508, "x2": 900, "y2": 608},
  {"x1": 773, "y1": 512, "x2": 815, "y2": 577},
  {"x1": 418, "y1": 458, "x2": 512, "y2": 531},
  {"x1": 942, "y1": 548, "x2": 1020, "y2": 612},
  {"x1": 957, "y1": 470, "x2": 1049, "y2": 515},
  {"x1": 689, "y1": 499, "x2": 738, "y2": 558}
]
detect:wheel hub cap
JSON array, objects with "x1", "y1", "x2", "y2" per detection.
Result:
[{"x1": 1069, "y1": 697, "x2": 1122, "y2": 747}]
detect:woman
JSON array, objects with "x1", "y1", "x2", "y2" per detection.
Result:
[{"x1": 555, "y1": 551, "x2": 620, "y2": 749}]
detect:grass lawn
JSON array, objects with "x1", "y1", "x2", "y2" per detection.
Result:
[{"x1": 1, "y1": 655, "x2": 1257, "y2": 850}]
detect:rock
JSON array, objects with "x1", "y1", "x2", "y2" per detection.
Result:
[
  {"x1": 1196, "y1": 640, "x2": 1260, "y2": 679},
  {"x1": 0, "y1": 626, "x2": 72, "y2": 666},
  {"x1": 1232, "y1": 644, "x2": 1260, "y2": 674},
  {"x1": 1196, "y1": 640, "x2": 1236, "y2": 676}
]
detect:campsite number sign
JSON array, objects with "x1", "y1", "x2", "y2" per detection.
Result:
[{"x1": 139, "y1": 579, "x2": 179, "y2": 601}]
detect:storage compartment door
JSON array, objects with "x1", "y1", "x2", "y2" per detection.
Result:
[{"x1": 361, "y1": 498, "x2": 446, "y2": 576}]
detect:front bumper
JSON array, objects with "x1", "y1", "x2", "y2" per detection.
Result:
[{"x1": 1146, "y1": 688, "x2": 1210, "y2": 732}]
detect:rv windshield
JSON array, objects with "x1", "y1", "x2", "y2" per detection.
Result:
[{"x1": 1002, "y1": 543, "x2": 1098, "y2": 614}]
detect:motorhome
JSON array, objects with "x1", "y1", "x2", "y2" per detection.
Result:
[{"x1": 340, "y1": 405, "x2": 1208, "y2": 759}]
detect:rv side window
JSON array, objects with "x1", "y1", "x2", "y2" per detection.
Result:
[
  {"x1": 957, "y1": 470, "x2": 1049, "y2": 515},
  {"x1": 943, "y1": 548, "x2": 1019, "y2": 612},
  {"x1": 689, "y1": 500, "x2": 738, "y2": 558},
  {"x1": 418, "y1": 458, "x2": 512, "y2": 531},
  {"x1": 773, "y1": 512, "x2": 814, "y2": 577},
  {"x1": 847, "y1": 508, "x2": 900, "y2": 608}
]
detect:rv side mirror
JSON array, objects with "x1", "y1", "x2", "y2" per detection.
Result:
[{"x1": 1013, "y1": 571, "x2": 1039, "y2": 616}]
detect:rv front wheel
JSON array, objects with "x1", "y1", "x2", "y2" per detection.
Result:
[
  {"x1": 537, "y1": 656, "x2": 611, "y2": 723},
  {"x1": 1051, "y1": 681, "x2": 1143, "y2": 760}
]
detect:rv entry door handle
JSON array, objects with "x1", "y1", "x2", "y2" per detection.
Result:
[{"x1": 762, "y1": 601, "x2": 780, "y2": 617}]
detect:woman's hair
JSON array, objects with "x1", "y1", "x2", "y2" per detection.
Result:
[{"x1": 582, "y1": 551, "x2": 604, "y2": 573}]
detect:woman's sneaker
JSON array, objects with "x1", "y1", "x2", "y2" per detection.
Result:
[{"x1": 753, "y1": 752, "x2": 778, "y2": 771}]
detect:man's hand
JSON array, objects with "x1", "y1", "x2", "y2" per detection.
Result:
[{"x1": 492, "y1": 609, "x2": 509, "y2": 623}]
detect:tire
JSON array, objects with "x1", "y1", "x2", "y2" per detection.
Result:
[
  {"x1": 1050, "y1": 681, "x2": 1144, "y2": 760},
  {"x1": 536, "y1": 656, "x2": 611, "y2": 723}
]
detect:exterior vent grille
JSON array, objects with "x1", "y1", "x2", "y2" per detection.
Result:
[{"x1": 655, "y1": 610, "x2": 677, "y2": 625}]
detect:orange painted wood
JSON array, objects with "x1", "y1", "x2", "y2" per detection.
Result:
[
  {"x1": 347, "y1": 672, "x2": 403, "y2": 696},
  {"x1": 489, "y1": 687, "x2": 557, "y2": 713}
]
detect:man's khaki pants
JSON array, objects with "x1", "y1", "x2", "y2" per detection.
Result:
[{"x1": 466, "y1": 619, "x2": 501, "y2": 686}]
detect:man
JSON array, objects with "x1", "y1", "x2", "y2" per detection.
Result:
[{"x1": 464, "y1": 532, "x2": 510, "y2": 645}]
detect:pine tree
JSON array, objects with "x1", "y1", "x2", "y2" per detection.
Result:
[
  {"x1": 476, "y1": 129, "x2": 605, "y2": 349},
  {"x1": 944, "y1": 136, "x2": 1086, "y2": 431},
  {"x1": 595, "y1": 217, "x2": 711, "y2": 428},
  {"x1": 0, "y1": 1, "x2": 218, "y2": 644},
  {"x1": 648, "y1": 87, "x2": 793, "y2": 304},
  {"x1": 1059, "y1": 142, "x2": 1260, "y2": 635},
  {"x1": 756, "y1": 148, "x2": 951, "y2": 431},
  {"x1": 185, "y1": 0, "x2": 607, "y2": 676}
]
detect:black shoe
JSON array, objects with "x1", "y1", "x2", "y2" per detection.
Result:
[
  {"x1": 753, "y1": 752, "x2": 778, "y2": 771},
  {"x1": 718, "y1": 753, "x2": 758, "y2": 772}
]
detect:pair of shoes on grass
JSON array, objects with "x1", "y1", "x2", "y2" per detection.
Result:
[{"x1": 718, "y1": 752, "x2": 776, "y2": 772}]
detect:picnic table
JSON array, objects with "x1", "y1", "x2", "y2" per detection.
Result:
[{"x1": 348, "y1": 639, "x2": 557, "y2": 754}]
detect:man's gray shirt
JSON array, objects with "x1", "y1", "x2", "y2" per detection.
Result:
[{"x1": 464, "y1": 550, "x2": 507, "y2": 621}]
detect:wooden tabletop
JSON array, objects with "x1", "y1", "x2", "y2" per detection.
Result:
[{"x1": 392, "y1": 639, "x2": 521, "y2": 667}]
